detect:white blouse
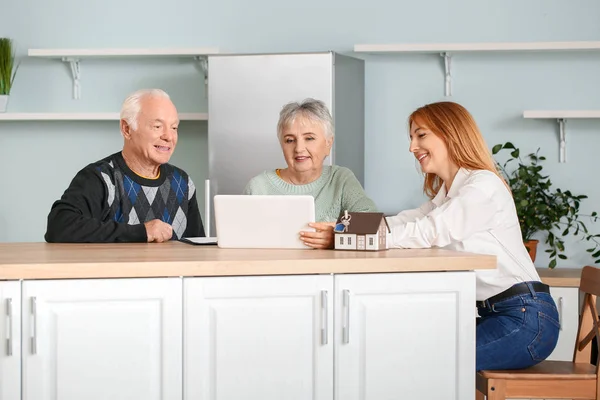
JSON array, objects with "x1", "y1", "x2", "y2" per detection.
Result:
[{"x1": 386, "y1": 168, "x2": 541, "y2": 301}]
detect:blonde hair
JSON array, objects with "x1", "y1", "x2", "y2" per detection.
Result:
[{"x1": 408, "y1": 101, "x2": 509, "y2": 199}]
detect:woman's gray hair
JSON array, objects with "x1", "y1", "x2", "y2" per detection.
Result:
[
  {"x1": 277, "y1": 98, "x2": 334, "y2": 141},
  {"x1": 120, "y1": 89, "x2": 171, "y2": 131}
]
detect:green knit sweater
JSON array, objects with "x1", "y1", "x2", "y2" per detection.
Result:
[{"x1": 243, "y1": 165, "x2": 378, "y2": 222}]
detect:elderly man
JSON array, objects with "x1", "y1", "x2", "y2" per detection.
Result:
[{"x1": 45, "y1": 89, "x2": 205, "y2": 243}]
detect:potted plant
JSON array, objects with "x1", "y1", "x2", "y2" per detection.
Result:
[
  {"x1": 0, "y1": 38, "x2": 19, "y2": 112},
  {"x1": 492, "y1": 142, "x2": 600, "y2": 269}
]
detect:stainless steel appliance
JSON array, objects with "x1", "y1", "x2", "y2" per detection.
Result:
[{"x1": 205, "y1": 52, "x2": 365, "y2": 236}]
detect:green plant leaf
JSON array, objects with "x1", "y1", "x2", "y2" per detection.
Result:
[
  {"x1": 549, "y1": 259, "x2": 557, "y2": 269},
  {"x1": 0, "y1": 38, "x2": 18, "y2": 95},
  {"x1": 492, "y1": 141, "x2": 600, "y2": 269}
]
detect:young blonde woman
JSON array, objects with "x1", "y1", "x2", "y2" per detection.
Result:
[{"x1": 386, "y1": 101, "x2": 559, "y2": 371}]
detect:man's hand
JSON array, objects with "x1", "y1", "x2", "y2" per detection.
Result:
[
  {"x1": 300, "y1": 222, "x2": 336, "y2": 249},
  {"x1": 144, "y1": 219, "x2": 173, "y2": 243}
]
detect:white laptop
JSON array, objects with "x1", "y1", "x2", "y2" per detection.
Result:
[{"x1": 213, "y1": 195, "x2": 316, "y2": 249}]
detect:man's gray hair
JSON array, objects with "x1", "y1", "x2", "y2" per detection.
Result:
[
  {"x1": 277, "y1": 98, "x2": 334, "y2": 141},
  {"x1": 120, "y1": 89, "x2": 171, "y2": 131}
]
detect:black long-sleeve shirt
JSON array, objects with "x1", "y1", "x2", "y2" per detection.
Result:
[{"x1": 45, "y1": 152, "x2": 205, "y2": 243}]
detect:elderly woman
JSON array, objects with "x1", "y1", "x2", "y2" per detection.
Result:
[{"x1": 244, "y1": 98, "x2": 378, "y2": 249}]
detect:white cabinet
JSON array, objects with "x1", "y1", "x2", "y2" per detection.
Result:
[
  {"x1": 184, "y1": 275, "x2": 334, "y2": 400},
  {"x1": 547, "y1": 286, "x2": 579, "y2": 361},
  {"x1": 2, "y1": 271, "x2": 481, "y2": 400},
  {"x1": 335, "y1": 271, "x2": 476, "y2": 400},
  {"x1": 0, "y1": 281, "x2": 20, "y2": 400},
  {"x1": 21, "y1": 278, "x2": 182, "y2": 400}
]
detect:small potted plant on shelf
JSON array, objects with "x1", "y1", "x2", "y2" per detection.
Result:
[
  {"x1": 493, "y1": 141, "x2": 600, "y2": 269},
  {"x1": 0, "y1": 38, "x2": 19, "y2": 112}
]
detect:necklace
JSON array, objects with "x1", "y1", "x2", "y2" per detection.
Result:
[
  {"x1": 288, "y1": 174, "x2": 300, "y2": 185},
  {"x1": 286, "y1": 172, "x2": 318, "y2": 186},
  {"x1": 283, "y1": 170, "x2": 303, "y2": 185}
]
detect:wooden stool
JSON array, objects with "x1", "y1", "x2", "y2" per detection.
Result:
[{"x1": 476, "y1": 265, "x2": 599, "y2": 400}]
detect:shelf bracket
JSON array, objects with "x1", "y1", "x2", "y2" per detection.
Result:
[
  {"x1": 194, "y1": 56, "x2": 208, "y2": 98},
  {"x1": 440, "y1": 52, "x2": 452, "y2": 97},
  {"x1": 558, "y1": 118, "x2": 567, "y2": 163},
  {"x1": 62, "y1": 57, "x2": 81, "y2": 99}
]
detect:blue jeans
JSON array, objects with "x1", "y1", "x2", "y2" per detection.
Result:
[{"x1": 476, "y1": 282, "x2": 560, "y2": 371}]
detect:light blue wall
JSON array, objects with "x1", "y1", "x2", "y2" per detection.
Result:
[{"x1": 1, "y1": 0, "x2": 599, "y2": 268}]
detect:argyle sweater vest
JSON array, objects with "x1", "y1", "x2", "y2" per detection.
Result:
[{"x1": 45, "y1": 152, "x2": 204, "y2": 243}]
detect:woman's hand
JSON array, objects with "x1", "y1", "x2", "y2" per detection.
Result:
[{"x1": 300, "y1": 222, "x2": 336, "y2": 249}]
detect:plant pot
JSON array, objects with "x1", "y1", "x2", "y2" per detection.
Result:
[
  {"x1": 0, "y1": 95, "x2": 8, "y2": 112},
  {"x1": 524, "y1": 239, "x2": 539, "y2": 262}
]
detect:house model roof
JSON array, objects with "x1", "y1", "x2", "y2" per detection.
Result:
[{"x1": 334, "y1": 212, "x2": 391, "y2": 235}]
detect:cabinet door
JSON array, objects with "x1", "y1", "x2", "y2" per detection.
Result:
[
  {"x1": 547, "y1": 286, "x2": 579, "y2": 361},
  {"x1": 0, "y1": 281, "x2": 20, "y2": 400},
  {"x1": 184, "y1": 275, "x2": 334, "y2": 400},
  {"x1": 335, "y1": 272, "x2": 476, "y2": 400},
  {"x1": 22, "y1": 278, "x2": 182, "y2": 400}
]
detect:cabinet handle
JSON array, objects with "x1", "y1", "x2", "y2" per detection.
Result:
[
  {"x1": 5, "y1": 298, "x2": 12, "y2": 356},
  {"x1": 342, "y1": 290, "x2": 350, "y2": 344},
  {"x1": 321, "y1": 290, "x2": 328, "y2": 345},
  {"x1": 30, "y1": 297, "x2": 37, "y2": 355},
  {"x1": 558, "y1": 296, "x2": 563, "y2": 331}
]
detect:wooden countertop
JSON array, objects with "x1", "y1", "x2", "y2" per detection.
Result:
[
  {"x1": 0, "y1": 242, "x2": 496, "y2": 280},
  {"x1": 537, "y1": 267, "x2": 581, "y2": 288}
]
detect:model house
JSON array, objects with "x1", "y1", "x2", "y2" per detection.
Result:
[{"x1": 334, "y1": 211, "x2": 390, "y2": 251}]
